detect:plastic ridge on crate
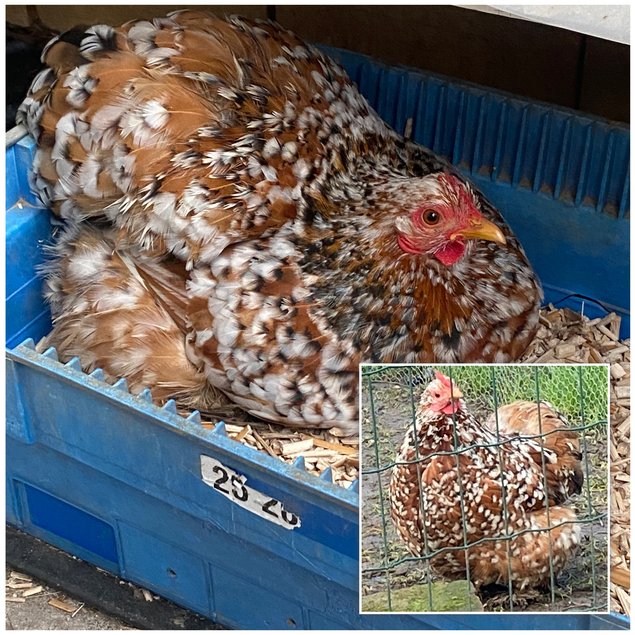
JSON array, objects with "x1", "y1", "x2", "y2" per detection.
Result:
[
  {"x1": 6, "y1": 44, "x2": 630, "y2": 630},
  {"x1": 10, "y1": 338, "x2": 357, "y2": 498}
]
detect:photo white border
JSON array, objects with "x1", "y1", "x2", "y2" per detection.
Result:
[{"x1": 357, "y1": 362, "x2": 612, "y2": 616}]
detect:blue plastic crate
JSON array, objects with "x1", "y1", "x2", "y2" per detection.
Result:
[{"x1": 5, "y1": 46, "x2": 630, "y2": 630}]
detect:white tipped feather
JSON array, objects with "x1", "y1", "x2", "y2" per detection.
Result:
[
  {"x1": 262, "y1": 137, "x2": 281, "y2": 159},
  {"x1": 142, "y1": 100, "x2": 169, "y2": 129},
  {"x1": 77, "y1": 156, "x2": 103, "y2": 198},
  {"x1": 145, "y1": 47, "x2": 179, "y2": 67},
  {"x1": 64, "y1": 66, "x2": 98, "y2": 107},
  {"x1": 80, "y1": 24, "x2": 117, "y2": 56}
]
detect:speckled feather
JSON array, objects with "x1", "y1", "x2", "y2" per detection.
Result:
[
  {"x1": 20, "y1": 11, "x2": 542, "y2": 431},
  {"x1": 39, "y1": 224, "x2": 220, "y2": 410},
  {"x1": 484, "y1": 400, "x2": 584, "y2": 504},
  {"x1": 389, "y1": 374, "x2": 581, "y2": 589}
]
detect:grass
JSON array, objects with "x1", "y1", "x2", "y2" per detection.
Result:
[{"x1": 362, "y1": 365, "x2": 609, "y2": 427}]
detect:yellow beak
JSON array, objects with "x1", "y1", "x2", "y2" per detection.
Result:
[
  {"x1": 451, "y1": 218, "x2": 507, "y2": 245},
  {"x1": 450, "y1": 387, "x2": 463, "y2": 400}
]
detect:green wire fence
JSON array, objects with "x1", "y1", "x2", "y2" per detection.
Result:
[{"x1": 360, "y1": 364, "x2": 609, "y2": 613}]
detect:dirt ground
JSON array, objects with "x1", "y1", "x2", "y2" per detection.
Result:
[
  {"x1": 5, "y1": 567, "x2": 134, "y2": 630},
  {"x1": 360, "y1": 377, "x2": 609, "y2": 614}
]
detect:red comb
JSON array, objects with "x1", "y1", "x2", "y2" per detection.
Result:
[{"x1": 433, "y1": 370, "x2": 451, "y2": 387}]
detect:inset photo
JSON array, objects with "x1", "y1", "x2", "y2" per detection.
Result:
[{"x1": 360, "y1": 364, "x2": 609, "y2": 614}]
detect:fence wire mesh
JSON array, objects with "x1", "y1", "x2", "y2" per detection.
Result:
[{"x1": 360, "y1": 364, "x2": 609, "y2": 613}]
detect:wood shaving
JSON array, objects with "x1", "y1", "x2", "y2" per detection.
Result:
[
  {"x1": 611, "y1": 567, "x2": 630, "y2": 590},
  {"x1": 22, "y1": 585, "x2": 44, "y2": 597},
  {"x1": 6, "y1": 582, "x2": 34, "y2": 590},
  {"x1": 281, "y1": 439, "x2": 314, "y2": 456},
  {"x1": 251, "y1": 429, "x2": 279, "y2": 459},
  {"x1": 48, "y1": 597, "x2": 77, "y2": 613},
  {"x1": 521, "y1": 306, "x2": 630, "y2": 616},
  {"x1": 9, "y1": 572, "x2": 32, "y2": 582},
  {"x1": 71, "y1": 602, "x2": 85, "y2": 617},
  {"x1": 613, "y1": 584, "x2": 631, "y2": 617}
]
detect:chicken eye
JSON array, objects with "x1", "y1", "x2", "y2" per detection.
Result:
[
  {"x1": 422, "y1": 209, "x2": 440, "y2": 225},
  {"x1": 433, "y1": 392, "x2": 441, "y2": 398}
]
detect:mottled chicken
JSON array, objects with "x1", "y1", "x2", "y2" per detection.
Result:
[
  {"x1": 19, "y1": 11, "x2": 542, "y2": 431},
  {"x1": 389, "y1": 371, "x2": 582, "y2": 589},
  {"x1": 484, "y1": 400, "x2": 584, "y2": 505}
]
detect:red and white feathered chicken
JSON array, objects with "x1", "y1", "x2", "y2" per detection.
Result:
[
  {"x1": 389, "y1": 371, "x2": 582, "y2": 589},
  {"x1": 484, "y1": 400, "x2": 584, "y2": 505},
  {"x1": 19, "y1": 11, "x2": 542, "y2": 431}
]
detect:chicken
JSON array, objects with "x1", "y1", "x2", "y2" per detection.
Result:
[
  {"x1": 40, "y1": 223, "x2": 218, "y2": 411},
  {"x1": 485, "y1": 400, "x2": 584, "y2": 504},
  {"x1": 19, "y1": 11, "x2": 542, "y2": 431},
  {"x1": 389, "y1": 371, "x2": 581, "y2": 589}
]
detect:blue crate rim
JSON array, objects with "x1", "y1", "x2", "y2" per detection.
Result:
[
  {"x1": 6, "y1": 124, "x2": 28, "y2": 149},
  {"x1": 319, "y1": 45, "x2": 630, "y2": 132},
  {"x1": 7, "y1": 338, "x2": 359, "y2": 509}
]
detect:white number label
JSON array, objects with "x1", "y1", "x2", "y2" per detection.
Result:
[{"x1": 200, "y1": 456, "x2": 301, "y2": 529}]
